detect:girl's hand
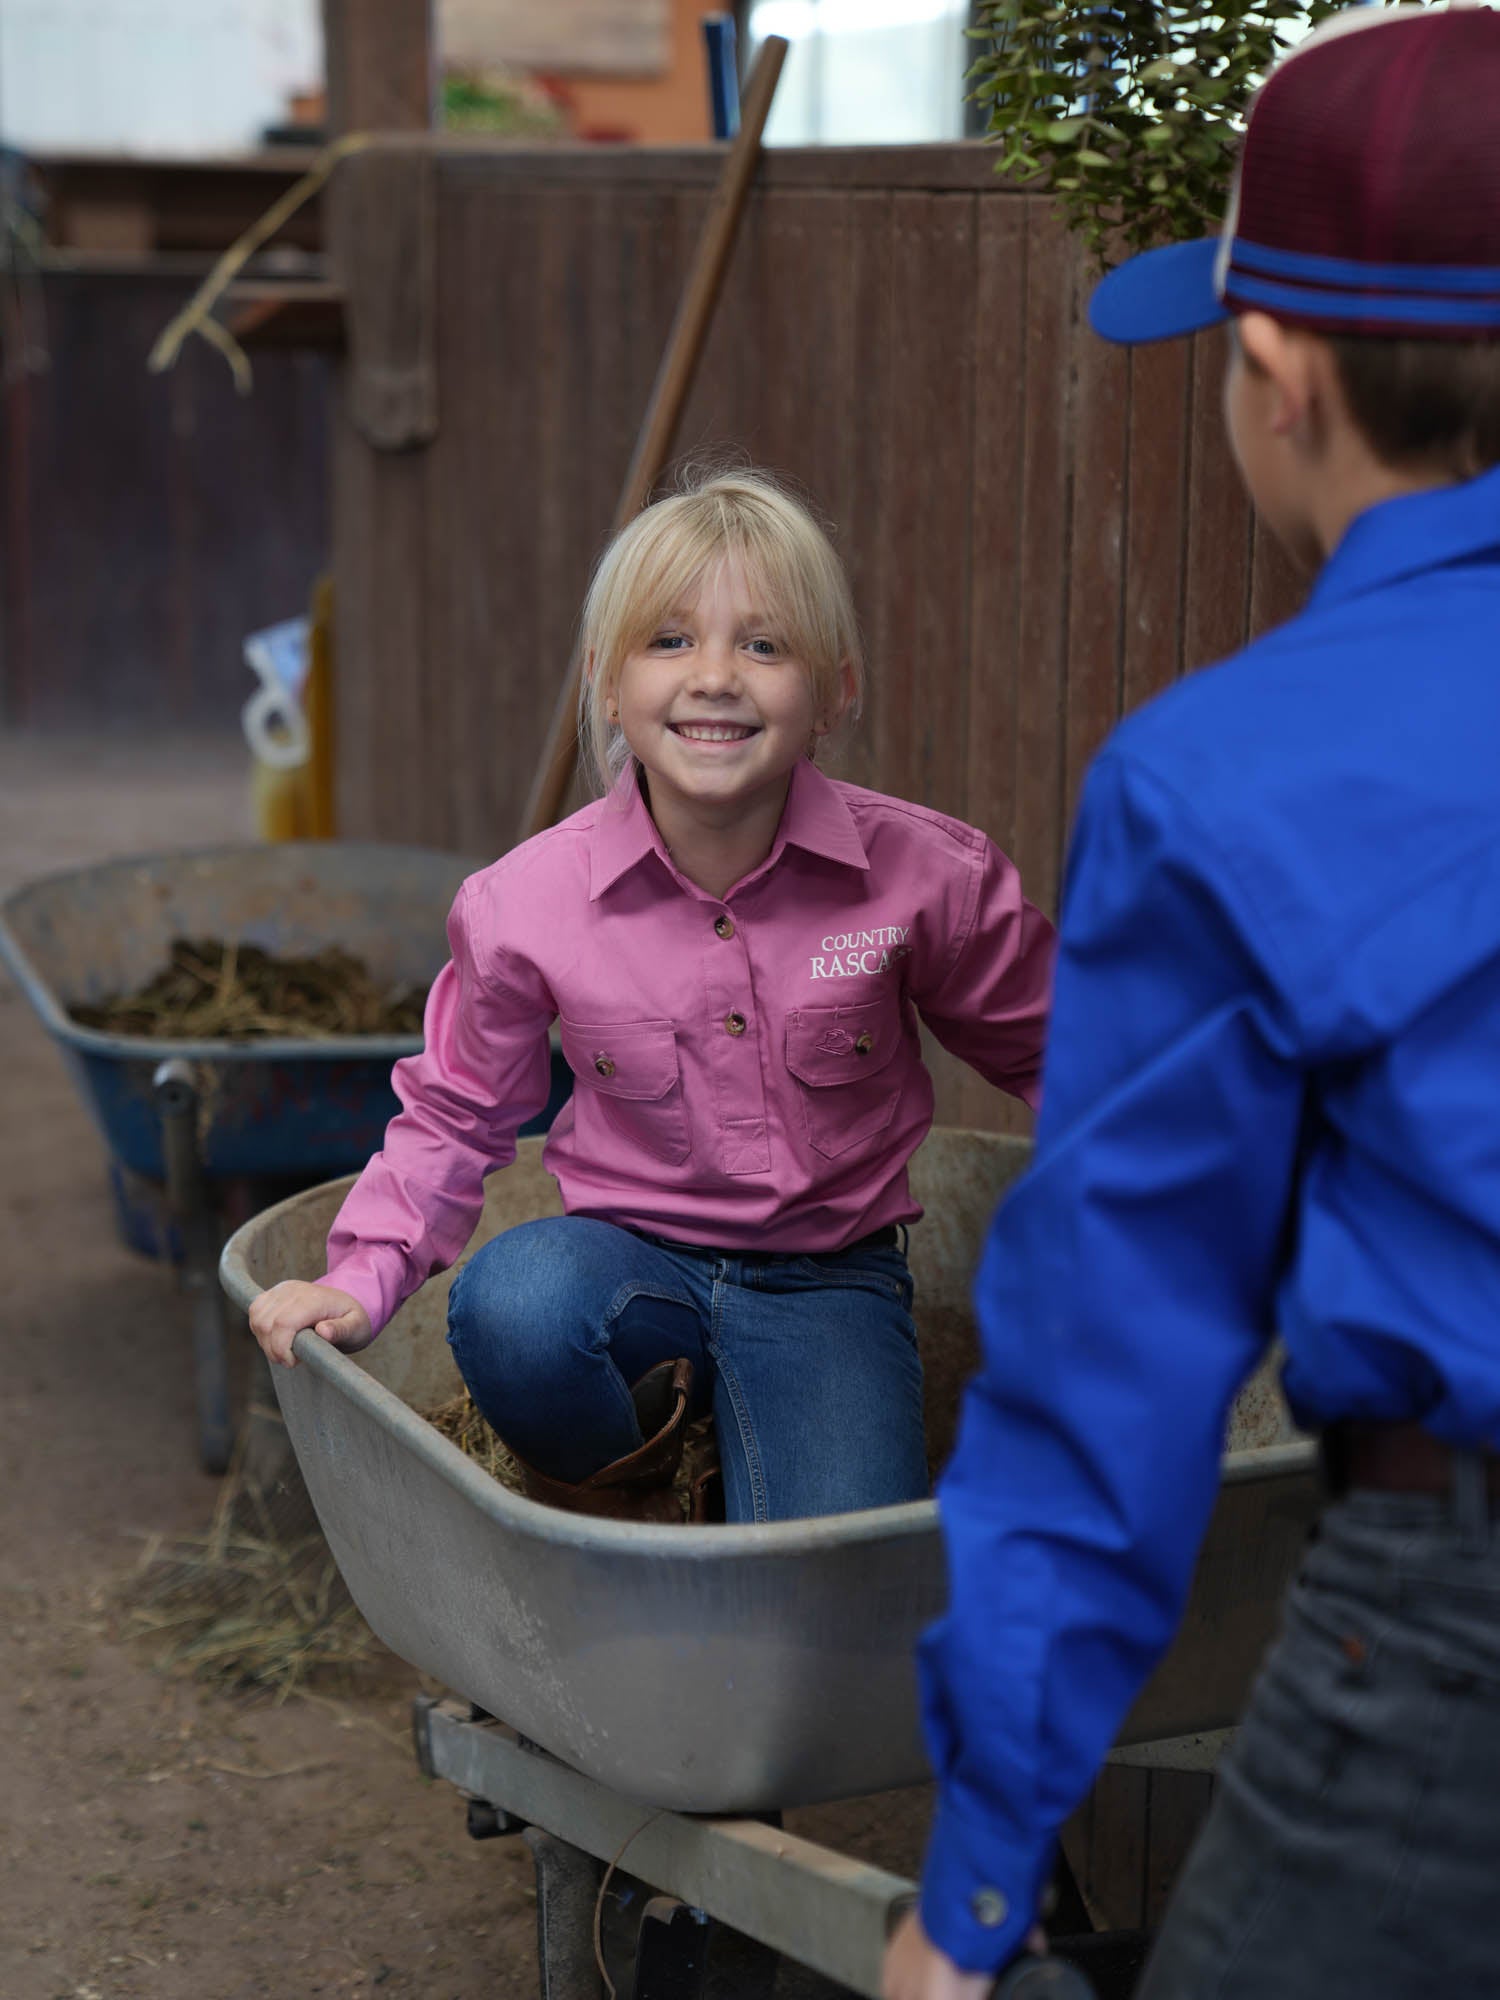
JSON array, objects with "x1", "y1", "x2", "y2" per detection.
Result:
[{"x1": 248, "y1": 1281, "x2": 372, "y2": 1368}]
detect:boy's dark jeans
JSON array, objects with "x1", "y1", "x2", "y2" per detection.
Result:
[{"x1": 1141, "y1": 1471, "x2": 1500, "y2": 1999}]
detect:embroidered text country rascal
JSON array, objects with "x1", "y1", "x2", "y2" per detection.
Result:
[{"x1": 809, "y1": 926, "x2": 913, "y2": 980}]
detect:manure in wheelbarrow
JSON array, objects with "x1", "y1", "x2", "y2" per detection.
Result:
[{"x1": 70, "y1": 937, "x2": 430, "y2": 1041}]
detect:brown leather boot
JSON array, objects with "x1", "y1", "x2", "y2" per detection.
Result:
[{"x1": 514, "y1": 1359, "x2": 719, "y2": 1524}]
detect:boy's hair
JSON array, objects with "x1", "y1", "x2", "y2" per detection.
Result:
[
  {"x1": 1329, "y1": 337, "x2": 1500, "y2": 480},
  {"x1": 577, "y1": 466, "x2": 864, "y2": 794}
]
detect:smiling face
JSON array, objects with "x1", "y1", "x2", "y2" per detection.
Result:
[{"x1": 609, "y1": 554, "x2": 849, "y2": 836}]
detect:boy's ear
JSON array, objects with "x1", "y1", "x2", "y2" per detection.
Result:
[{"x1": 1238, "y1": 311, "x2": 1321, "y2": 441}]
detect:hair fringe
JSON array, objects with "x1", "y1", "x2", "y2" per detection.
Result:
[{"x1": 574, "y1": 461, "x2": 864, "y2": 797}]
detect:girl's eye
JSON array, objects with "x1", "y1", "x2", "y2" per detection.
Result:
[
  {"x1": 746, "y1": 637, "x2": 781, "y2": 657},
  {"x1": 650, "y1": 633, "x2": 688, "y2": 652}
]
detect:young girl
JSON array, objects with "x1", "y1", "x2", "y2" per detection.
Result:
[{"x1": 249, "y1": 469, "x2": 1054, "y2": 1524}]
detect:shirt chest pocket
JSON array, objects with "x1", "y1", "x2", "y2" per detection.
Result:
[
  {"x1": 558, "y1": 1016, "x2": 691, "y2": 1166},
  {"x1": 784, "y1": 999, "x2": 903, "y2": 1160}
]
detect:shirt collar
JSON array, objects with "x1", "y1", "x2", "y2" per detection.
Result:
[
  {"x1": 588, "y1": 757, "x2": 869, "y2": 902},
  {"x1": 1308, "y1": 462, "x2": 1500, "y2": 617}
]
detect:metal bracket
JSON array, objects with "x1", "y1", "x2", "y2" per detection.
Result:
[
  {"x1": 153, "y1": 1058, "x2": 232, "y2": 1473},
  {"x1": 415, "y1": 1699, "x2": 913, "y2": 1997}
]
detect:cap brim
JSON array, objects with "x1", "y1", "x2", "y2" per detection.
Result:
[{"x1": 1088, "y1": 237, "x2": 1228, "y2": 346}]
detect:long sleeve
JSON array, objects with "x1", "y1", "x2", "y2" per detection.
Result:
[
  {"x1": 916, "y1": 749, "x2": 1306, "y2": 1970},
  {"x1": 912, "y1": 836, "x2": 1056, "y2": 1110},
  {"x1": 321, "y1": 878, "x2": 554, "y2": 1336}
]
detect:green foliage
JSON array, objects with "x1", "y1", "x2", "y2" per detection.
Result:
[
  {"x1": 968, "y1": 0, "x2": 1382, "y2": 262},
  {"x1": 442, "y1": 69, "x2": 565, "y2": 138}
]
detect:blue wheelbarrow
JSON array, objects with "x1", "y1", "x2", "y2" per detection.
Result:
[{"x1": 0, "y1": 841, "x2": 569, "y2": 1472}]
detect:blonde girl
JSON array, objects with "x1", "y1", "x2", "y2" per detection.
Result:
[{"x1": 249, "y1": 468, "x2": 1054, "y2": 1523}]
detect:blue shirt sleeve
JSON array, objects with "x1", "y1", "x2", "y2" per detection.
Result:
[{"x1": 916, "y1": 747, "x2": 1307, "y2": 1970}]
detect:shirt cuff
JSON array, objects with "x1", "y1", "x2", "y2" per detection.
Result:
[
  {"x1": 317, "y1": 1259, "x2": 393, "y2": 1340},
  {"x1": 917, "y1": 1794, "x2": 1054, "y2": 1974}
]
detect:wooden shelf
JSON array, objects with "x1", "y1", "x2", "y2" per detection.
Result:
[{"x1": 224, "y1": 279, "x2": 346, "y2": 350}]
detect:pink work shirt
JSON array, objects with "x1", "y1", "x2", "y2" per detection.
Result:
[{"x1": 323, "y1": 759, "x2": 1055, "y2": 1336}]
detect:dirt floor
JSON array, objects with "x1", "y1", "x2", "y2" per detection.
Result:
[{"x1": 0, "y1": 733, "x2": 927, "y2": 2000}]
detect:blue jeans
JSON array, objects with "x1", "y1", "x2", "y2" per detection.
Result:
[
  {"x1": 445, "y1": 1217, "x2": 929, "y2": 1523},
  {"x1": 1140, "y1": 1479, "x2": 1500, "y2": 1999}
]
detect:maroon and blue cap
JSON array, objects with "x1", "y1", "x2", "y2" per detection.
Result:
[{"x1": 1090, "y1": 5, "x2": 1500, "y2": 346}]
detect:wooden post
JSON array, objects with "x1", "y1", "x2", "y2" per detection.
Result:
[{"x1": 322, "y1": 0, "x2": 436, "y2": 135}]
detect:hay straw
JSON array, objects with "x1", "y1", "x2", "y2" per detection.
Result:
[
  {"x1": 116, "y1": 1422, "x2": 381, "y2": 1699},
  {"x1": 119, "y1": 1391, "x2": 718, "y2": 1698}
]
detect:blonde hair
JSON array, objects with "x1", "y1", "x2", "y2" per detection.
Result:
[{"x1": 577, "y1": 465, "x2": 864, "y2": 793}]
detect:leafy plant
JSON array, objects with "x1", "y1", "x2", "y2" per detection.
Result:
[
  {"x1": 968, "y1": 0, "x2": 1375, "y2": 262},
  {"x1": 442, "y1": 68, "x2": 565, "y2": 138}
]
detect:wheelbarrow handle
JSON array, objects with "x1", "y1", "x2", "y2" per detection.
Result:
[{"x1": 991, "y1": 1955, "x2": 1096, "y2": 1999}]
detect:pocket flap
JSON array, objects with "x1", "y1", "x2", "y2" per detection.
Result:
[
  {"x1": 559, "y1": 1017, "x2": 680, "y2": 1101},
  {"x1": 785, "y1": 1000, "x2": 901, "y2": 1088}
]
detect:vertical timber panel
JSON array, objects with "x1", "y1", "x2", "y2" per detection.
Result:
[
  {"x1": 332, "y1": 402, "x2": 429, "y2": 842},
  {"x1": 1144, "y1": 1769, "x2": 1214, "y2": 1927},
  {"x1": 1078, "y1": 1764, "x2": 1150, "y2": 1931},
  {"x1": 1121, "y1": 340, "x2": 1191, "y2": 718},
  {"x1": 886, "y1": 191, "x2": 979, "y2": 1131},
  {"x1": 961, "y1": 194, "x2": 1029, "y2": 1136},
  {"x1": 1249, "y1": 514, "x2": 1306, "y2": 642},
  {"x1": 884, "y1": 191, "x2": 977, "y2": 821},
  {"x1": 839, "y1": 190, "x2": 897, "y2": 801},
  {"x1": 1012, "y1": 198, "x2": 1077, "y2": 923},
  {"x1": 1183, "y1": 332, "x2": 1254, "y2": 676},
  {"x1": 673, "y1": 180, "x2": 755, "y2": 473},
  {"x1": 1062, "y1": 237, "x2": 1128, "y2": 833}
]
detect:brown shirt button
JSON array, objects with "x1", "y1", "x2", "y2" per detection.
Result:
[
  {"x1": 714, "y1": 915, "x2": 735, "y2": 940},
  {"x1": 725, "y1": 1011, "x2": 747, "y2": 1037},
  {"x1": 594, "y1": 1055, "x2": 616, "y2": 1077}
]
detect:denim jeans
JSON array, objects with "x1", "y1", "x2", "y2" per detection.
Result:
[
  {"x1": 1140, "y1": 1476, "x2": 1500, "y2": 1999},
  {"x1": 445, "y1": 1216, "x2": 929, "y2": 1523}
]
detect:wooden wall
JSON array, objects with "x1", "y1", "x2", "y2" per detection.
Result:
[
  {"x1": 1, "y1": 270, "x2": 330, "y2": 732},
  {"x1": 331, "y1": 141, "x2": 1307, "y2": 1129}
]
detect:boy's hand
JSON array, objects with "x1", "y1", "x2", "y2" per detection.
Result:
[
  {"x1": 884, "y1": 1909, "x2": 1048, "y2": 2000},
  {"x1": 883, "y1": 1911, "x2": 992, "y2": 2000},
  {"x1": 248, "y1": 1281, "x2": 372, "y2": 1368}
]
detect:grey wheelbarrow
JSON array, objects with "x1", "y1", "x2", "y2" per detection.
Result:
[{"x1": 219, "y1": 1128, "x2": 1318, "y2": 2000}]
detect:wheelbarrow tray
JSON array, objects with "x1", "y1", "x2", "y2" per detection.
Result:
[
  {"x1": 0, "y1": 842, "x2": 481, "y2": 1181},
  {"x1": 220, "y1": 1130, "x2": 1320, "y2": 1815}
]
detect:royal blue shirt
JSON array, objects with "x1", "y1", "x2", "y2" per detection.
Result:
[{"x1": 917, "y1": 465, "x2": 1500, "y2": 1970}]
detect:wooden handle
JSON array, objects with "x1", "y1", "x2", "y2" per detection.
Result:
[{"x1": 517, "y1": 35, "x2": 789, "y2": 844}]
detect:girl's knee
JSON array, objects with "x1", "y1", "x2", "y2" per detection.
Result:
[{"x1": 446, "y1": 1217, "x2": 637, "y2": 1378}]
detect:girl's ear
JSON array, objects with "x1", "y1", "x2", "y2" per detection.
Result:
[
  {"x1": 587, "y1": 651, "x2": 622, "y2": 722},
  {"x1": 812, "y1": 658, "x2": 858, "y2": 737}
]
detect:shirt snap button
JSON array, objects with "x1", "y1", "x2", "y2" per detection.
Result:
[
  {"x1": 594, "y1": 1055, "x2": 616, "y2": 1077},
  {"x1": 714, "y1": 915, "x2": 735, "y2": 940},
  {"x1": 725, "y1": 1011, "x2": 747, "y2": 1037},
  {"x1": 970, "y1": 1887, "x2": 1009, "y2": 1929},
  {"x1": 854, "y1": 1031, "x2": 874, "y2": 1055}
]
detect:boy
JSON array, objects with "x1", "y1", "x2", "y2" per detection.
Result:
[{"x1": 884, "y1": 8, "x2": 1500, "y2": 1997}]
